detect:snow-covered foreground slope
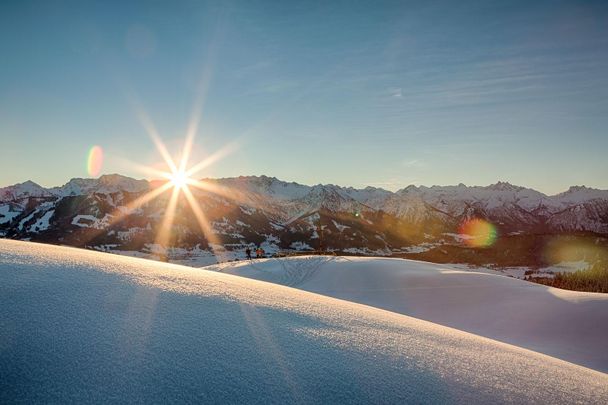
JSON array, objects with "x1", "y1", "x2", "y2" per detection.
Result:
[
  {"x1": 1, "y1": 242, "x2": 607, "y2": 404},
  {"x1": 210, "y1": 256, "x2": 608, "y2": 373}
]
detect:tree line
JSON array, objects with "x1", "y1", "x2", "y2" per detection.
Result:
[{"x1": 527, "y1": 261, "x2": 608, "y2": 293}]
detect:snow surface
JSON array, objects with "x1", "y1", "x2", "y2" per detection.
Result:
[
  {"x1": 17, "y1": 211, "x2": 36, "y2": 231},
  {"x1": 0, "y1": 205, "x2": 21, "y2": 225},
  {"x1": 399, "y1": 242, "x2": 439, "y2": 253},
  {"x1": 1, "y1": 240, "x2": 607, "y2": 403},
  {"x1": 331, "y1": 219, "x2": 350, "y2": 232},
  {"x1": 211, "y1": 256, "x2": 608, "y2": 373},
  {"x1": 71, "y1": 214, "x2": 97, "y2": 227},
  {"x1": 28, "y1": 209, "x2": 54, "y2": 232},
  {"x1": 540, "y1": 260, "x2": 590, "y2": 273}
]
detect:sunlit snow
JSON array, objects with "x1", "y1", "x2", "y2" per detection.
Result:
[
  {"x1": 1, "y1": 240, "x2": 607, "y2": 403},
  {"x1": 211, "y1": 255, "x2": 608, "y2": 372}
]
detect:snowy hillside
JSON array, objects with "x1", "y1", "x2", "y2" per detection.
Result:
[
  {"x1": 1, "y1": 239, "x2": 607, "y2": 403},
  {"x1": 211, "y1": 256, "x2": 608, "y2": 372}
]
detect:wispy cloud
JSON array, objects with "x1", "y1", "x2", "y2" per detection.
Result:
[
  {"x1": 389, "y1": 87, "x2": 402, "y2": 98},
  {"x1": 402, "y1": 158, "x2": 424, "y2": 168}
]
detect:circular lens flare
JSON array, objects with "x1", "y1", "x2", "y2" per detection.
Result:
[
  {"x1": 87, "y1": 145, "x2": 104, "y2": 177},
  {"x1": 459, "y1": 218, "x2": 498, "y2": 248}
]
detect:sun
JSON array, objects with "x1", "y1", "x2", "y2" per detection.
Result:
[
  {"x1": 102, "y1": 97, "x2": 240, "y2": 262},
  {"x1": 108, "y1": 137, "x2": 233, "y2": 260},
  {"x1": 169, "y1": 169, "x2": 189, "y2": 189}
]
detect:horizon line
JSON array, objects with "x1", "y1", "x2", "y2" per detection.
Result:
[{"x1": 2, "y1": 173, "x2": 606, "y2": 197}]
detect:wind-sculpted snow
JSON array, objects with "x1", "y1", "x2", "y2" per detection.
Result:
[
  {"x1": 1, "y1": 240, "x2": 607, "y2": 403},
  {"x1": 211, "y1": 256, "x2": 608, "y2": 372}
]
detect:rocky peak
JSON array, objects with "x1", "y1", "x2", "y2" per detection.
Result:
[
  {"x1": 486, "y1": 181, "x2": 522, "y2": 192},
  {"x1": 0, "y1": 180, "x2": 51, "y2": 200}
]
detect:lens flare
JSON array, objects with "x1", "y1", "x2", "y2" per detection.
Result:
[
  {"x1": 87, "y1": 145, "x2": 104, "y2": 177},
  {"x1": 459, "y1": 218, "x2": 498, "y2": 248},
  {"x1": 543, "y1": 236, "x2": 608, "y2": 266}
]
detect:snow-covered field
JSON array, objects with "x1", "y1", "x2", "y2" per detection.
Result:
[
  {"x1": 1, "y1": 240, "x2": 607, "y2": 403},
  {"x1": 210, "y1": 255, "x2": 608, "y2": 373}
]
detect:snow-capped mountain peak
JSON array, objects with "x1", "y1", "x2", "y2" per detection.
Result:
[
  {"x1": 486, "y1": 181, "x2": 524, "y2": 192},
  {"x1": 1, "y1": 175, "x2": 608, "y2": 246},
  {"x1": 0, "y1": 180, "x2": 52, "y2": 200},
  {"x1": 50, "y1": 174, "x2": 149, "y2": 196},
  {"x1": 553, "y1": 185, "x2": 608, "y2": 204}
]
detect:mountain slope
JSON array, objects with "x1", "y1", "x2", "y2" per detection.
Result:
[
  {"x1": 1, "y1": 175, "x2": 607, "y2": 265},
  {"x1": 211, "y1": 256, "x2": 608, "y2": 372},
  {"x1": 1, "y1": 239, "x2": 607, "y2": 403}
]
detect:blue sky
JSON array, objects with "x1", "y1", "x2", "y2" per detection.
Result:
[{"x1": 1, "y1": 0, "x2": 607, "y2": 194}]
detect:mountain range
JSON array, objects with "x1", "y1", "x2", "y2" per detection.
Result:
[{"x1": 1, "y1": 174, "x2": 607, "y2": 265}]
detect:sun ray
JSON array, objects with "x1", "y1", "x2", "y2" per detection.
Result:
[
  {"x1": 186, "y1": 179, "x2": 248, "y2": 206},
  {"x1": 112, "y1": 182, "x2": 173, "y2": 221},
  {"x1": 179, "y1": 125, "x2": 196, "y2": 173},
  {"x1": 113, "y1": 156, "x2": 171, "y2": 180},
  {"x1": 150, "y1": 132, "x2": 178, "y2": 174},
  {"x1": 135, "y1": 108, "x2": 178, "y2": 173},
  {"x1": 79, "y1": 181, "x2": 174, "y2": 246},
  {"x1": 106, "y1": 90, "x2": 240, "y2": 263},
  {"x1": 179, "y1": 87, "x2": 206, "y2": 173},
  {"x1": 182, "y1": 186, "x2": 226, "y2": 260},
  {"x1": 178, "y1": 40, "x2": 217, "y2": 174},
  {"x1": 184, "y1": 141, "x2": 239, "y2": 178},
  {"x1": 102, "y1": 182, "x2": 174, "y2": 232},
  {"x1": 98, "y1": 137, "x2": 241, "y2": 263},
  {"x1": 187, "y1": 178, "x2": 285, "y2": 218},
  {"x1": 154, "y1": 186, "x2": 181, "y2": 256}
]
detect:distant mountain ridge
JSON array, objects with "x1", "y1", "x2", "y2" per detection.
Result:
[
  {"x1": 3, "y1": 174, "x2": 606, "y2": 203},
  {"x1": 1, "y1": 174, "x2": 607, "y2": 262}
]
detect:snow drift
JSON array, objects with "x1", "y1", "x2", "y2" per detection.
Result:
[
  {"x1": 210, "y1": 256, "x2": 608, "y2": 372},
  {"x1": 1, "y1": 240, "x2": 607, "y2": 403}
]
